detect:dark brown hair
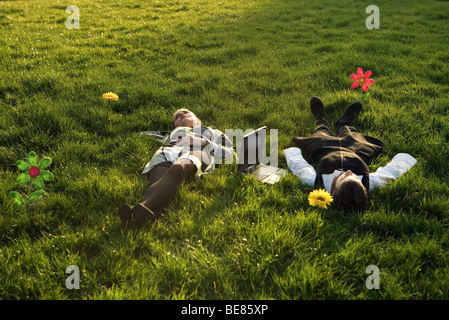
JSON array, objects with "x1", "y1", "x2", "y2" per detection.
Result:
[{"x1": 333, "y1": 179, "x2": 368, "y2": 212}]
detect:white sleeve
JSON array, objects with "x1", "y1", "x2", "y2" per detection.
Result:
[
  {"x1": 284, "y1": 147, "x2": 316, "y2": 187},
  {"x1": 369, "y1": 153, "x2": 417, "y2": 191}
]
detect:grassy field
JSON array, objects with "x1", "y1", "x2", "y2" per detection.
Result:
[{"x1": 1, "y1": 0, "x2": 449, "y2": 300}]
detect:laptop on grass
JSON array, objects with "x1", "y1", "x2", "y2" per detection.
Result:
[{"x1": 237, "y1": 126, "x2": 287, "y2": 184}]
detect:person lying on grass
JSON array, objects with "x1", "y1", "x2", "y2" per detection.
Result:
[
  {"x1": 284, "y1": 97, "x2": 417, "y2": 212},
  {"x1": 119, "y1": 108, "x2": 234, "y2": 227}
]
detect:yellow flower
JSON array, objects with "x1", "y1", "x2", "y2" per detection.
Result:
[
  {"x1": 308, "y1": 189, "x2": 333, "y2": 209},
  {"x1": 102, "y1": 92, "x2": 119, "y2": 101}
]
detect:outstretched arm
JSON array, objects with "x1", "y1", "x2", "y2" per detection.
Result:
[
  {"x1": 369, "y1": 153, "x2": 418, "y2": 191},
  {"x1": 284, "y1": 147, "x2": 316, "y2": 187}
]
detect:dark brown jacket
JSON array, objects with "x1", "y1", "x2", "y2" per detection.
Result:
[{"x1": 292, "y1": 126, "x2": 384, "y2": 190}]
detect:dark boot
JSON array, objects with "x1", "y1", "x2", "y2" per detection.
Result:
[
  {"x1": 310, "y1": 96, "x2": 325, "y2": 120},
  {"x1": 310, "y1": 97, "x2": 333, "y2": 136},
  {"x1": 334, "y1": 102, "x2": 362, "y2": 129},
  {"x1": 118, "y1": 203, "x2": 133, "y2": 224},
  {"x1": 133, "y1": 203, "x2": 158, "y2": 227},
  {"x1": 119, "y1": 202, "x2": 165, "y2": 227}
]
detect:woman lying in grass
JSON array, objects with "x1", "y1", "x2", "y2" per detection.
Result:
[
  {"x1": 284, "y1": 97, "x2": 417, "y2": 211},
  {"x1": 119, "y1": 109, "x2": 234, "y2": 227}
]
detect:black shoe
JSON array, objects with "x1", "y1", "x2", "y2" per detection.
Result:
[
  {"x1": 334, "y1": 102, "x2": 362, "y2": 128},
  {"x1": 133, "y1": 203, "x2": 157, "y2": 227},
  {"x1": 310, "y1": 96, "x2": 326, "y2": 120},
  {"x1": 118, "y1": 203, "x2": 133, "y2": 224}
]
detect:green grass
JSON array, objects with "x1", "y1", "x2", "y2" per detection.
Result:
[{"x1": 1, "y1": 0, "x2": 449, "y2": 300}]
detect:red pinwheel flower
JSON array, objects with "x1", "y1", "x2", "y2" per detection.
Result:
[{"x1": 350, "y1": 67, "x2": 375, "y2": 92}]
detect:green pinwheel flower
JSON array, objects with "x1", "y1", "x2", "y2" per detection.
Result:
[
  {"x1": 16, "y1": 151, "x2": 54, "y2": 189},
  {"x1": 9, "y1": 151, "x2": 54, "y2": 206}
]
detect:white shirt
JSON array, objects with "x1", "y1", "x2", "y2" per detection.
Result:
[
  {"x1": 321, "y1": 170, "x2": 364, "y2": 193},
  {"x1": 284, "y1": 147, "x2": 417, "y2": 192}
]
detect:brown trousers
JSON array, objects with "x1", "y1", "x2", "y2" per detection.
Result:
[{"x1": 140, "y1": 151, "x2": 204, "y2": 218}]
